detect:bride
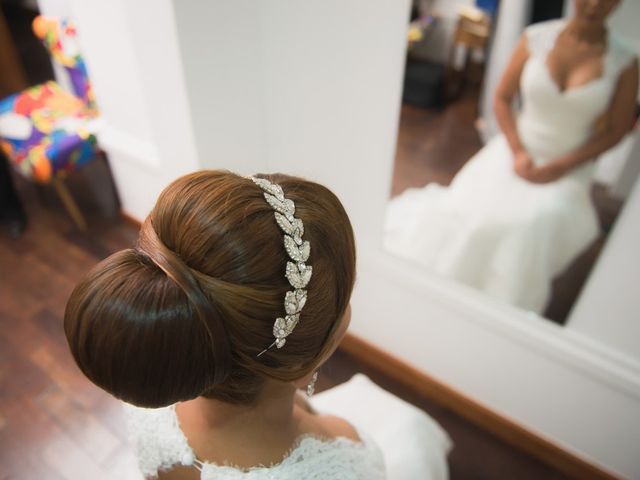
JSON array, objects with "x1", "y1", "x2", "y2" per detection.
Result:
[
  {"x1": 385, "y1": 0, "x2": 638, "y2": 314},
  {"x1": 63, "y1": 170, "x2": 450, "y2": 479}
]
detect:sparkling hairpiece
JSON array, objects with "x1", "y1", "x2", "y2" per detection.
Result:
[{"x1": 248, "y1": 176, "x2": 312, "y2": 357}]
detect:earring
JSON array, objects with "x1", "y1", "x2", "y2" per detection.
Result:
[{"x1": 306, "y1": 371, "x2": 319, "y2": 397}]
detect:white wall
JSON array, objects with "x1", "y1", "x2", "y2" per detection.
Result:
[
  {"x1": 609, "y1": 1, "x2": 640, "y2": 60},
  {"x1": 171, "y1": 0, "x2": 409, "y2": 242},
  {"x1": 172, "y1": 1, "x2": 266, "y2": 175},
  {"x1": 478, "y1": 0, "x2": 532, "y2": 142},
  {"x1": 35, "y1": 0, "x2": 70, "y2": 17},
  {"x1": 568, "y1": 176, "x2": 640, "y2": 361},
  {"x1": 258, "y1": 0, "x2": 409, "y2": 242},
  {"x1": 43, "y1": 1, "x2": 640, "y2": 477},
  {"x1": 608, "y1": 0, "x2": 640, "y2": 103}
]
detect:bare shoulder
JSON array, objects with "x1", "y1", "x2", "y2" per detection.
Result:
[
  {"x1": 295, "y1": 401, "x2": 361, "y2": 442},
  {"x1": 315, "y1": 414, "x2": 361, "y2": 443}
]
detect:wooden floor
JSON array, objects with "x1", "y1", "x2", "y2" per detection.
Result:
[
  {"x1": 0, "y1": 168, "x2": 573, "y2": 479},
  {"x1": 389, "y1": 96, "x2": 484, "y2": 198},
  {"x1": 0, "y1": 181, "x2": 141, "y2": 480}
]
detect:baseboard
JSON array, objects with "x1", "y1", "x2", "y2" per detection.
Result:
[
  {"x1": 117, "y1": 210, "x2": 617, "y2": 479},
  {"x1": 339, "y1": 332, "x2": 618, "y2": 480}
]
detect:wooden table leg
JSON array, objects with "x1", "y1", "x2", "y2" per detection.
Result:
[{"x1": 51, "y1": 177, "x2": 88, "y2": 231}]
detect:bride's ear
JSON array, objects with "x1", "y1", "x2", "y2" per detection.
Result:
[
  {"x1": 288, "y1": 304, "x2": 353, "y2": 391},
  {"x1": 293, "y1": 370, "x2": 316, "y2": 390}
]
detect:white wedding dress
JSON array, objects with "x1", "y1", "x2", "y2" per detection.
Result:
[
  {"x1": 124, "y1": 374, "x2": 452, "y2": 479},
  {"x1": 385, "y1": 19, "x2": 636, "y2": 313}
]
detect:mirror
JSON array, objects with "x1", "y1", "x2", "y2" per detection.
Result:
[{"x1": 384, "y1": 0, "x2": 639, "y2": 325}]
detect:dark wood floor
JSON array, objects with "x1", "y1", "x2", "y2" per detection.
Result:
[
  {"x1": 389, "y1": 93, "x2": 623, "y2": 325},
  {"x1": 389, "y1": 97, "x2": 483, "y2": 198},
  {"x1": 0, "y1": 182, "x2": 140, "y2": 480},
  {"x1": 0, "y1": 165, "x2": 574, "y2": 480}
]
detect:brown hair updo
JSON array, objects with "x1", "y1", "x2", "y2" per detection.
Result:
[{"x1": 64, "y1": 170, "x2": 356, "y2": 408}]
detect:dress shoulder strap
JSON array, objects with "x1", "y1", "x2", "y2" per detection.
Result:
[
  {"x1": 524, "y1": 19, "x2": 565, "y2": 57},
  {"x1": 123, "y1": 403, "x2": 197, "y2": 478}
]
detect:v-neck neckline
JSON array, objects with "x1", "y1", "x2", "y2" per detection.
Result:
[{"x1": 543, "y1": 20, "x2": 610, "y2": 95}]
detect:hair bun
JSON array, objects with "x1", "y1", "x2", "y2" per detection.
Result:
[
  {"x1": 65, "y1": 170, "x2": 356, "y2": 407},
  {"x1": 136, "y1": 218, "x2": 231, "y2": 385}
]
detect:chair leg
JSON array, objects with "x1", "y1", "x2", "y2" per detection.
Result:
[{"x1": 51, "y1": 177, "x2": 87, "y2": 231}]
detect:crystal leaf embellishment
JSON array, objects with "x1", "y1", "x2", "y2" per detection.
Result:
[
  {"x1": 275, "y1": 212, "x2": 304, "y2": 238},
  {"x1": 273, "y1": 314, "x2": 300, "y2": 348},
  {"x1": 285, "y1": 289, "x2": 307, "y2": 315},
  {"x1": 286, "y1": 261, "x2": 312, "y2": 289},
  {"x1": 252, "y1": 177, "x2": 285, "y2": 200},
  {"x1": 284, "y1": 236, "x2": 310, "y2": 262},
  {"x1": 248, "y1": 175, "x2": 312, "y2": 356},
  {"x1": 264, "y1": 193, "x2": 295, "y2": 217}
]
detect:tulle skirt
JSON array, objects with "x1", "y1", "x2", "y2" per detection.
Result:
[{"x1": 384, "y1": 135, "x2": 599, "y2": 313}]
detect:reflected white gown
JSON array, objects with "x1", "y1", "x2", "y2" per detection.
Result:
[{"x1": 385, "y1": 19, "x2": 636, "y2": 313}]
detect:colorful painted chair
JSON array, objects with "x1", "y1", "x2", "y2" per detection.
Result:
[{"x1": 0, "y1": 16, "x2": 100, "y2": 230}]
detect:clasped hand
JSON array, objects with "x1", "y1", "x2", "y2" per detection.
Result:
[{"x1": 513, "y1": 150, "x2": 565, "y2": 184}]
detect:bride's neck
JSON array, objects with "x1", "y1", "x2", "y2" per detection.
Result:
[
  {"x1": 566, "y1": 18, "x2": 607, "y2": 44},
  {"x1": 184, "y1": 379, "x2": 299, "y2": 432}
]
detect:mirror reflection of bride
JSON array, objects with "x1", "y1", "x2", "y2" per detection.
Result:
[{"x1": 385, "y1": 0, "x2": 638, "y2": 314}]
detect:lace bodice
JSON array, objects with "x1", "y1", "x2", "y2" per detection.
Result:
[
  {"x1": 123, "y1": 402, "x2": 386, "y2": 479},
  {"x1": 519, "y1": 19, "x2": 636, "y2": 170}
]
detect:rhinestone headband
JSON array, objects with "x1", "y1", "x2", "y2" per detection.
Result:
[{"x1": 249, "y1": 176, "x2": 312, "y2": 357}]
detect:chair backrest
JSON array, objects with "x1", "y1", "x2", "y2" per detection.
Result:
[{"x1": 32, "y1": 16, "x2": 97, "y2": 111}]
